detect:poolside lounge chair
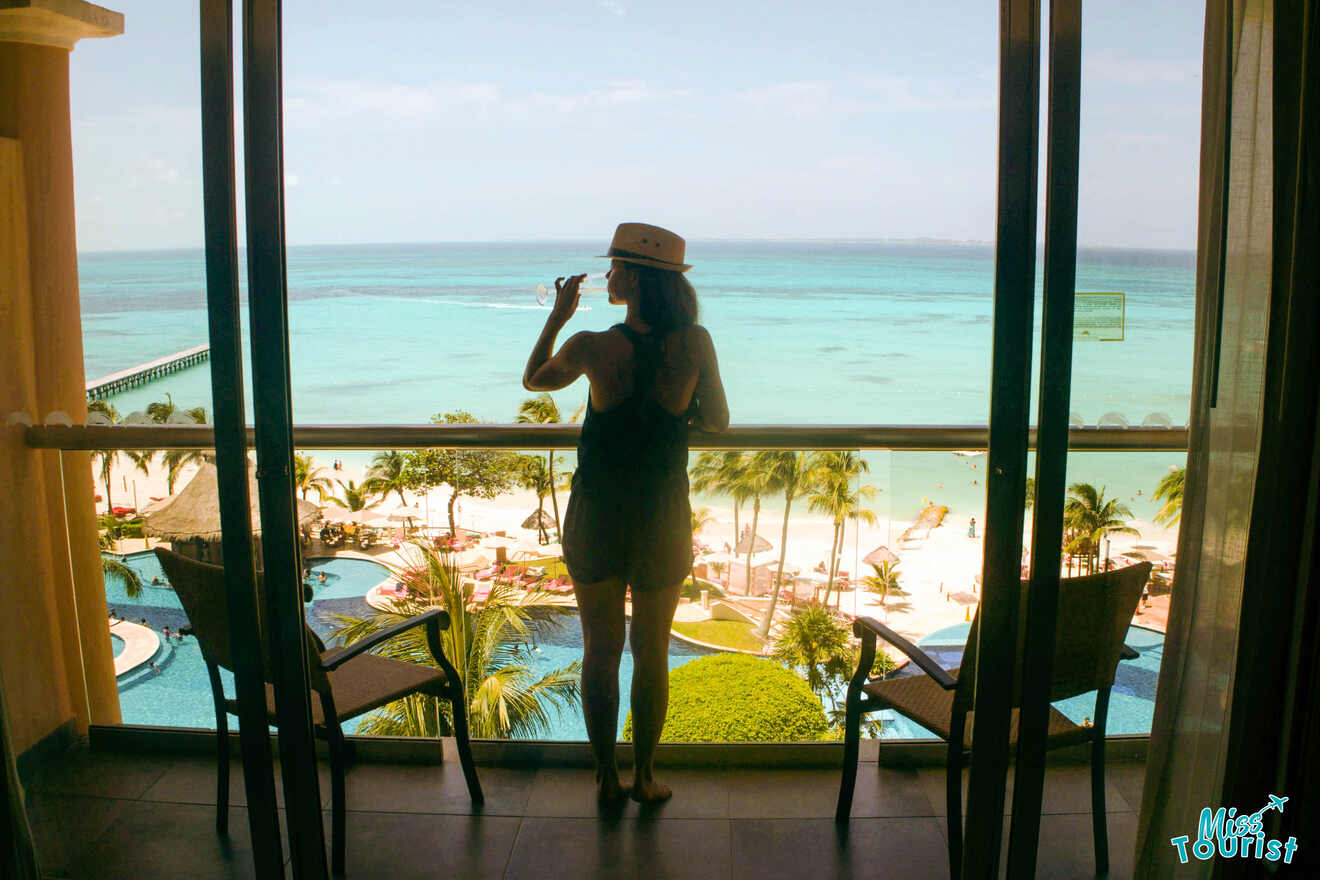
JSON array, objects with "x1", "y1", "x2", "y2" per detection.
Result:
[
  {"x1": 153, "y1": 548, "x2": 483, "y2": 874},
  {"x1": 835, "y1": 562, "x2": 1150, "y2": 877}
]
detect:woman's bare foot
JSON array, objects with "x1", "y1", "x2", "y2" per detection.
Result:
[
  {"x1": 597, "y1": 770, "x2": 631, "y2": 806},
  {"x1": 630, "y1": 774, "x2": 673, "y2": 804}
]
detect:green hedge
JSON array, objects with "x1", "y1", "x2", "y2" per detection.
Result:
[{"x1": 623, "y1": 653, "x2": 828, "y2": 743}]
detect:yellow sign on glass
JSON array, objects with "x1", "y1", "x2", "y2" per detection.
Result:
[{"x1": 1074, "y1": 292, "x2": 1125, "y2": 341}]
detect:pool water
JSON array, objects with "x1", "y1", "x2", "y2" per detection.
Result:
[
  {"x1": 875, "y1": 622, "x2": 1163, "y2": 739},
  {"x1": 110, "y1": 634, "x2": 124, "y2": 658}
]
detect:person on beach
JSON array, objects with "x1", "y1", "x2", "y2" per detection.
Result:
[{"x1": 523, "y1": 222, "x2": 729, "y2": 805}]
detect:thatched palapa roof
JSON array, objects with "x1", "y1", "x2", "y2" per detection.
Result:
[{"x1": 144, "y1": 463, "x2": 321, "y2": 541}]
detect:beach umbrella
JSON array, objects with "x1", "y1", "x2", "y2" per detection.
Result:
[
  {"x1": 733, "y1": 532, "x2": 773, "y2": 555},
  {"x1": 388, "y1": 504, "x2": 423, "y2": 523},
  {"x1": 455, "y1": 550, "x2": 492, "y2": 572},
  {"x1": 862, "y1": 545, "x2": 899, "y2": 567},
  {"x1": 522, "y1": 509, "x2": 555, "y2": 531},
  {"x1": 321, "y1": 506, "x2": 386, "y2": 525}
]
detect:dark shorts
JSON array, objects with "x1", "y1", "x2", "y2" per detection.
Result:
[{"x1": 562, "y1": 473, "x2": 692, "y2": 591}]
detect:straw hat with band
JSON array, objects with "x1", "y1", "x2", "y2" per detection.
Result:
[{"x1": 599, "y1": 222, "x2": 692, "y2": 273}]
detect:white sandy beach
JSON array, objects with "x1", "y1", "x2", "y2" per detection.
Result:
[{"x1": 98, "y1": 453, "x2": 1178, "y2": 649}]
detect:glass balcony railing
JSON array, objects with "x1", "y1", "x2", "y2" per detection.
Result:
[{"x1": 37, "y1": 423, "x2": 1182, "y2": 745}]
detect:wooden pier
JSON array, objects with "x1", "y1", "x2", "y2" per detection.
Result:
[{"x1": 85, "y1": 344, "x2": 209, "y2": 400}]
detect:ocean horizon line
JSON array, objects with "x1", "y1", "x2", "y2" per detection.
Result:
[{"x1": 78, "y1": 237, "x2": 1196, "y2": 259}]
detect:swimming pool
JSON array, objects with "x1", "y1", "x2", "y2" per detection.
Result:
[
  {"x1": 102, "y1": 551, "x2": 712, "y2": 738},
  {"x1": 103, "y1": 553, "x2": 1162, "y2": 741},
  {"x1": 874, "y1": 621, "x2": 1163, "y2": 739},
  {"x1": 104, "y1": 552, "x2": 395, "y2": 731},
  {"x1": 110, "y1": 634, "x2": 124, "y2": 658}
]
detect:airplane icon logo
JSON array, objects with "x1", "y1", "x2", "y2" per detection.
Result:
[{"x1": 1266, "y1": 795, "x2": 1288, "y2": 814}]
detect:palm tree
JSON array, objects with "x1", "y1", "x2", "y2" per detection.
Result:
[
  {"x1": 88, "y1": 400, "x2": 122, "y2": 514},
  {"x1": 328, "y1": 545, "x2": 581, "y2": 738},
  {"x1": 145, "y1": 393, "x2": 178, "y2": 424},
  {"x1": 326, "y1": 479, "x2": 377, "y2": 512},
  {"x1": 754, "y1": 451, "x2": 809, "y2": 639},
  {"x1": 1025, "y1": 476, "x2": 1036, "y2": 509},
  {"x1": 731, "y1": 457, "x2": 776, "y2": 595},
  {"x1": 1065, "y1": 483, "x2": 1140, "y2": 573},
  {"x1": 293, "y1": 452, "x2": 332, "y2": 501},
  {"x1": 516, "y1": 394, "x2": 571, "y2": 539},
  {"x1": 363, "y1": 450, "x2": 410, "y2": 506},
  {"x1": 160, "y1": 448, "x2": 210, "y2": 494},
  {"x1": 98, "y1": 531, "x2": 143, "y2": 597},
  {"x1": 863, "y1": 560, "x2": 901, "y2": 607},
  {"x1": 771, "y1": 602, "x2": 854, "y2": 704},
  {"x1": 806, "y1": 451, "x2": 877, "y2": 606},
  {"x1": 1152, "y1": 466, "x2": 1185, "y2": 526},
  {"x1": 689, "y1": 506, "x2": 717, "y2": 590},
  {"x1": 690, "y1": 450, "x2": 750, "y2": 558},
  {"x1": 515, "y1": 455, "x2": 553, "y2": 544}
]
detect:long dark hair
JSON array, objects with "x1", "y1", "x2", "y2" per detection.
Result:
[{"x1": 633, "y1": 264, "x2": 699, "y2": 337}]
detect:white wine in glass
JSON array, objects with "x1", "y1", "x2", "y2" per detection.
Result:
[{"x1": 535, "y1": 273, "x2": 607, "y2": 306}]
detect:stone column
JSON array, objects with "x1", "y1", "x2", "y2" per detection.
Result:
[{"x1": 0, "y1": 1, "x2": 123, "y2": 748}]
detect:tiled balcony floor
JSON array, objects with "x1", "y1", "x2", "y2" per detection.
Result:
[{"x1": 24, "y1": 746, "x2": 1145, "y2": 879}]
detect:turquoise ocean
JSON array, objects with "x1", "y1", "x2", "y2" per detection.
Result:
[{"x1": 78, "y1": 241, "x2": 1193, "y2": 526}]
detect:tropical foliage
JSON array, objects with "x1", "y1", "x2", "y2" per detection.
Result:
[
  {"x1": 1153, "y1": 465, "x2": 1185, "y2": 526},
  {"x1": 770, "y1": 602, "x2": 855, "y2": 703},
  {"x1": 98, "y1": 531, "x2": 143, "y2": 598},
  {"x1": 363, "y1": 450, "x2": 410, "y2": 506},
  {"x1": 753, "y1": 450, "x2": 809, "y2": 637},
  {"x1": 401, "y1": 412, "x2": 520, "y2": 536},
  {"x1": 690, "y1": 450, "x2": 751, "y2": 556},
  {"x1": 515, "y1": 454, "x2": 554, "y2": 543},
  {"x1": 1064, "y1": 482, "x2": 1139, "y2": 574},
  {"x1": 863, "y1": 560, "x2": 901, "y2": 605},
  {"x1": 515, "y1": 394, "x2": 573, "y2": 538},
  {"x1": 326, "y1": 479, "x2": 377, "y2": 511},
  {"x1": 806, "y1": 451, "x2": 878, "y2": 606},
  {"x1": 327, "y1": 545, "x2": 581, "y2": 738},
  {"x1": 293, "y1": 452, "x2": 332, "y2": 501},
  {"x1": 622, "y1": 653, "x2": 828, "y2": 743}
]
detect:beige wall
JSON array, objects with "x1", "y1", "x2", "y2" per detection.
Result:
[{"x1": 0, "y1": 38, "x2": 120, "y2": 754}]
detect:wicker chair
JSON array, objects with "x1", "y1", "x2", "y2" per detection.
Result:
[
  {"x1": 835, "y1": 562, "x2": 1151, "y2": 877},
  {"x1": 153, "y1": 548, "x2": 483, "y2": 874}
]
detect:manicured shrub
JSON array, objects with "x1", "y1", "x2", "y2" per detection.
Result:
[{"x1": 623, "y1": 653, "x2": 827, "y2": 743}]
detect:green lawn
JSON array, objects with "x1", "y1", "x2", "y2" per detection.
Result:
[{"x1": 671, "y1": 619, "x2": 766, "y2": 653}]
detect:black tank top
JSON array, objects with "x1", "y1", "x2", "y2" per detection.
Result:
[{"x1": 573, "y1": 323, "x2": 689, "y2": 488}]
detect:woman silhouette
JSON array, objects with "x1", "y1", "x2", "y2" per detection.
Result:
[{"x1": 523, "y1": 222, "x2": 729, "y2": 803}]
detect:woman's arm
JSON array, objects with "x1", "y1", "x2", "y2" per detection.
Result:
[
  {"x1": 689, "y1": 325, "x2": 729, "y2": 432},
  {"x1": 523, "y1": 275, "x2": 591, "y2": 391}
]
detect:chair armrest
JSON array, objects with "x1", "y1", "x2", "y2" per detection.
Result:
[
  {"x1": 1120, "y1": 644, "x2": 1138, "y2": 660},
  {"x1": 853, "y1": 616, "x2": 956, "y2": 690},
  {"x1": 319, "y1": 608, "x2": 451, "y2": 671}
]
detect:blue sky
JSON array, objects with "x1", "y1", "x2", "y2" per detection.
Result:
[{"x1": 69, "y1": 1, "x2": 1205, "y2": 252}]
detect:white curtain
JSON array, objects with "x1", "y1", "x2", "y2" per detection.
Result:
[{"x1": 1134, "y1": 0, "x2": 1273, "y2": 874}]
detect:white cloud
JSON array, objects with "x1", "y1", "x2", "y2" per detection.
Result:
[
  {"x1": 518, "y1": 80, "x2": 692, "y2": 113},
  {"x1": 598, "y1": 0, "x2": 625, "y2": 16},
  {"x1": 286, "y1": 78, "x2": 503, "y2": 120}
]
